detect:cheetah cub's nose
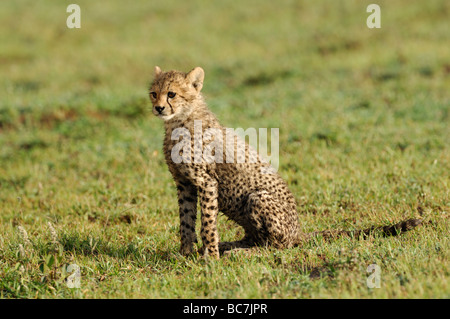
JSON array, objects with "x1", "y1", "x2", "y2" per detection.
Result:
[{"x1": 155, "y1": 106, "x2": 165, "y2": 114}]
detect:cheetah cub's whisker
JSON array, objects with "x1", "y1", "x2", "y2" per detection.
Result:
[{"x1": 149, "y1": 66, "x2": 422, "y2": 259}]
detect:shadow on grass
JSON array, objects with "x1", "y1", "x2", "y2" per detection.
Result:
[{"x1": 58, "y1": 233, "x2": 181, "y2": 263}]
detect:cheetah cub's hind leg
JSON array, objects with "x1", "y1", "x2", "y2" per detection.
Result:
[
  {"x1": 243, "y1": 190, "x2": 301, "y2": 249},
  {"x1": 218, "y1": 190, "x2": 301, "y2": 255}
]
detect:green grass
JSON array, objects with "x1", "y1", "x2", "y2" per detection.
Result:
[{"x1": 0, "y1": 0, "x2": 449, "y2": 298}]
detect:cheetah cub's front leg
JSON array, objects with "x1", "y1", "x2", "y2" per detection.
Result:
[
  {"x1": 197, "y1": 173, "x2": 220, "y2": 259},
  {"x1": 176, "y1": 179, "x2": 198, "y2": 256}
]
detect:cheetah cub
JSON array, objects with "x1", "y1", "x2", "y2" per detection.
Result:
[{"x1": 149, "y1": 66, "x2": 422, "y2": 259}]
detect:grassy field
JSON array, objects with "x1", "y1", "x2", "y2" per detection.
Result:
[{"x1": 0, "y1": 0, "x2": 449, "y2": 299}]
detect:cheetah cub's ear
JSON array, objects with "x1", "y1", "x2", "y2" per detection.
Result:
[
  {"x1": 154, "y1": 66, "x2": 162, "y2": 77},
  {"x1": 186, "y1": 67, "x2": 204, "y2": 92}
]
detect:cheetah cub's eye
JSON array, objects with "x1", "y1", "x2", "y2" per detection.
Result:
[
  {"x1": 167, "y1": 91, "x2": 176, "y2": 98},
  {"x1": 150, "y1": 92, "x2": 157, "y2": 99}
]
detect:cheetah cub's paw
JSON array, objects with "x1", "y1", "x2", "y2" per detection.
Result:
[
  {"x1": 198, "y1": 246, "x2": 220, "y2": 260},
  {"x1": 180, "y1": 245, "x2": 194, "y2": 256}
]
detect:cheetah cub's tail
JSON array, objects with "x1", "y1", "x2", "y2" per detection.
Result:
[{"x1": 304, "y1": 218, "x2": 423, "y2": 241}]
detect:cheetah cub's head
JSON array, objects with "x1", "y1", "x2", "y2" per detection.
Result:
[{"x1": 149, "y1": 66, "x2": 204, "y2": 121}]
